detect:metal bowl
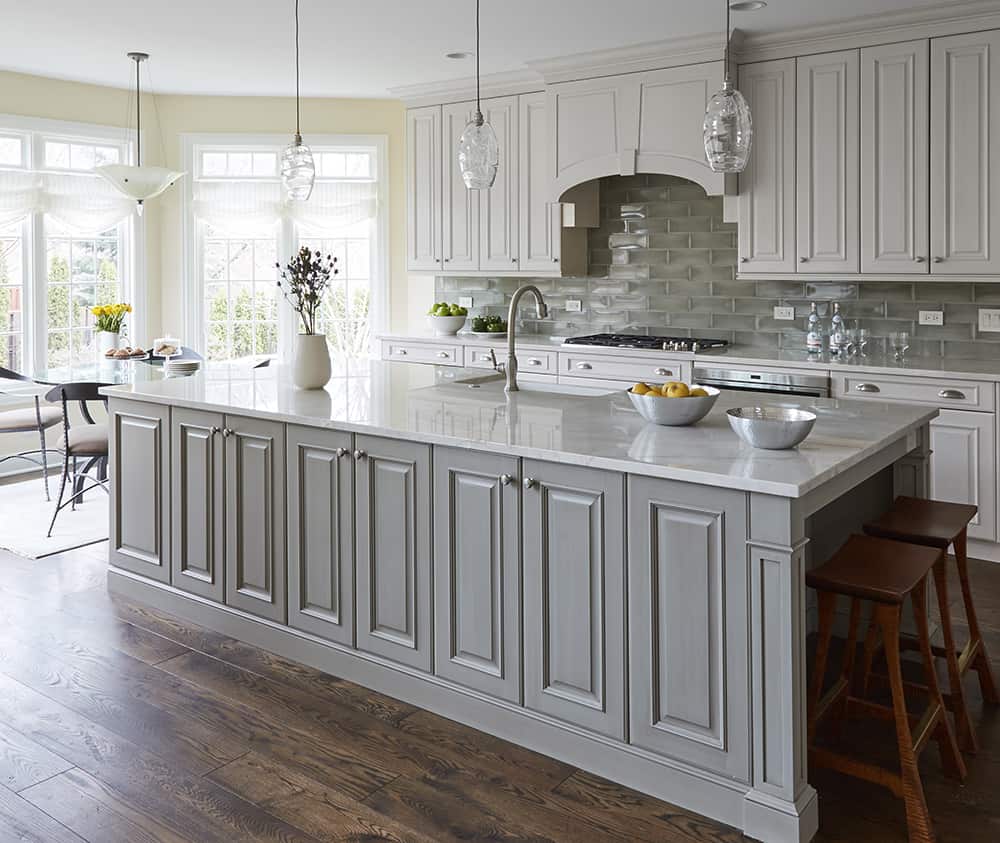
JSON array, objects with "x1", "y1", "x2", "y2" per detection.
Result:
[
  {"x1": 727, "y1": 406, "x2": 817, "y2": 450},
  {"x1": 627, "y1": 385, "x2": 720, "y2": 426}
]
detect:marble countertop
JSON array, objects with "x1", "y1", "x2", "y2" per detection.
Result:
[
  {"x1": 102, "y1": 359, "x2": 937, "y2": 499},
  {"x1": 379, "y1": 333, "x2": 1000, "y2": 381}
]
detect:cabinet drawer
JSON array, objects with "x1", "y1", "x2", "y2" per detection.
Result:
[
  {"x1": 465, "y1": 345, "x2": 556, "y2": 374},
  {"x1": 560, "y1": 352, "x2": 689, "y2": 384},
  {"x1": 831, "y1": 373, "x2": 994, "y2": 411},
  {"x1": 380, "y1": 340, "x2": 461, "y2": 365}
]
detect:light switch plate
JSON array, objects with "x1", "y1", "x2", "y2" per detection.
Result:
[
  {"x1": 918, "y1": 310, "x2": 944, "y2": 326},
  {"x1": 458, "y1": 296, "x2": 474, "y2": 309},
  {"x1": 773, "y1": 306, "x2": 795, "y2": 321},
  {"x1": 566, "y1": 299, "x2": 583, "y2": 313},
  {"x1": 980, "y1": 309, "x2": 1000, "y2": 333}
]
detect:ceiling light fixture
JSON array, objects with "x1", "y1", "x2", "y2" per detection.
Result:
[
  {"x1": 703, "y1": 0, "x2": 754, "y2": 173},
  {"x1": 96, "y1": 52, "x2": 183, "y2": 216},
  {"x1": 281, "y1": 0, "x2": 315, "y2": 201},
  {"x1": 457, "y1": 0, "x2": 498, "y2": 190}
]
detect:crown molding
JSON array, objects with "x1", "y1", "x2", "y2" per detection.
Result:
[{"x1": 388, "y1": 70, "x2": 542, "y2": 108}]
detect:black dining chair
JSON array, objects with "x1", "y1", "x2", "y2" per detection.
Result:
[
  {"x1": 0, "y1": 365, "x2": 63, "y2": 500},
  {"x1": 44, "y1": 382, "x2": 109, "y2": 538}
]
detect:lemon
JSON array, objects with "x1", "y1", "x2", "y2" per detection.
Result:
[
  {"x1": 689, "y1": 387, "x2": 709, "y2": 397},
  {"x1": 665, "y1": 383, "x2": 691, "y2": 398},
  {"x1": 632, "y1": 382, "x2": 652, "y2": 395}
]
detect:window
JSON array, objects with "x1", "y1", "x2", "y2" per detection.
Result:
[
  {"x1": 0, "y1": 115, "x2": 138, "y2": 374},
  {"x1": 184, "y1": 134, "x2": 387, "y2": 363}
]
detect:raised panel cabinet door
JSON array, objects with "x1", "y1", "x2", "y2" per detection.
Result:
[
  {"x1": 518, "y1": 91, "x2": 561, "y2": 272},
  {"x1": 796, "y1": 50, "x2": 861, "y2": 273},
  {"x1": 433, "y1": 447, "x2": 521, "y2": 702},
  {"x1": 738, "y1": 59, "x2": 796, "y2": 273},
  {"x1": 406, "y1": 105, "x2": 443, "y2": 272},
  {"x1": 636, "y1": 61, "x2": 725, "y2": 195},
  {"x1": 549, "y1": 76, "x2": 640, "y2": 199},
  {"x1": 287, "y1": 426, "x2": 354, "y2": 645},
  {"x1": 929, "y1": 410, "x2": 997, "y2": 542},
  {"x1": 441, "y1": 101, "x2": 480, "y2": 272},
  {"x1": 355, "y1": 435, "x2": 432, "y2": 672},
  {"x1": 931, "y1": 30, "x2": 1000, "y2": 274},
  {"x1": 170, "y1": 407, "x2": 224, "y2": 601},
  {"x1": 108, "y1": 399, "x2": 170, "y2": 583},
  {"x1": 522, "y1": 460, "x2": 625, "y2": 739},
  {"x1": 627, "y1": 476, "x2": 750, "y2": 781},
  {"x1": 861, "y1": 41, "x2": 930, "y2": 273},
  {"x1": 479, "y1": 95, "x2": 520, "y2": 271},
  {"x1": 224, "y1": 415, "x2": 286, "y2": 622}
]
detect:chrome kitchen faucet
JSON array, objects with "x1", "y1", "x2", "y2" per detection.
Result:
[{"x1": 505, "y1": 285, "x2": 549, "y2": 392}]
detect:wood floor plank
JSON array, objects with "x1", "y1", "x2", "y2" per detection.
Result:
[
  {"x1": 0, "y1": 783, "x2": 87, "y2": 843},
  {"x1": 0, "y1": 720, "x2": 74, "y2": 792}
]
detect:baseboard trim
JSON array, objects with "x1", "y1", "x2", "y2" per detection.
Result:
[
  {"x1": 968, "y1": 539, "x2": 1000, "y2": 564},
  {"x1": 107, "y1": 567, "x2": 812, "y2": 843}
]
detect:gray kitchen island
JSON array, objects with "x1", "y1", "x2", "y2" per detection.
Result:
[{"x1": 101, "y1": 360, "x2": 938, "y2": 843}]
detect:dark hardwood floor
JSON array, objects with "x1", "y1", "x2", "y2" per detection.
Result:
[{"x1": 0, "y1": 543, "x2": 997, "y2": 842}]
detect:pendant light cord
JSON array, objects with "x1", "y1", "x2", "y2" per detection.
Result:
[
  {"x1": 724, "y1": 0, "x2": 731, "y2": 83},
  {"x1": 294, "y1": 0, "x2": 302, "y2": 140},
  {"x1": 135, "y1": 57, "x2": 142, "y2": 166}
]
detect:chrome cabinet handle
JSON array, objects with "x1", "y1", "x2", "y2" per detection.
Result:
[
  {"x1": 654, "y1": 367, "x2": 672, "y2": 376},
  {"x1": 437, "y1": 351, "x2": 449, "y2": 359},
  {"x1": 395, "y1": 348, "x2": 408, "y2": 356},
  {"x1": 939, "y1": 389, "x2": 966, "y2": 400},
  {"x1": 575, "y1": 362, "x2": 593, "y2": 370},
  {"x1": 526, "y1": 358, "x2": 542, "y2": 366},
  {"x1": 353, "y1": 449, "x2": 366, "y2": 460},
  {"x1": 335, "y1": 447, "x2": 349, "y2": 458},
  {"x1": 523, "y1": 477, "x2": 537, "y2": 490},
  {"x1": 855, "y1": 383, "x2": 881, "y2": 393},
  {"x1": 915, "y1": 256, "x2": 926, "y2": 263},
  {"x1": 499, "y1": 474, "x2": 514, "y2": 487}
]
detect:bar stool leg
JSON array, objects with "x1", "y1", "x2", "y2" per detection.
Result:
[
  {"x1": 809, "y1": 590, "x2": 838, "y2": 743},
  {"x1": 877, "y1": 602, "x2": 937, "y2": 843},
  {"x1": 831, "y1": 597, "x2": 862, "y2": 739},
  {"x1": 931, "y1": 556, "x2": 977, "y2": 753},
  {"x1": 912, "y1": 581, "x2": 966, "y2": 783},
  {"x1": 953, "y1": 529, "x2": 999, "y2": 704},
  {"x1": 859, "y1": 614, "x2": 881, "y2": 696}
]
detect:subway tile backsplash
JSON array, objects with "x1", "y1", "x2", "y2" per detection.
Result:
[{"x1": 435, "y1": 174, "x2": 1000, "y2": 359}]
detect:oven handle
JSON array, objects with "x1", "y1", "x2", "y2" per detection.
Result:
[{"x1": 697, "y1": 379, "x2": 830, "y2": 399}]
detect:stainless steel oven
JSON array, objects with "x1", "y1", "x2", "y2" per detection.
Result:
[{"x1": 693, "y1": 365, "x2": 830, "y2": 398}]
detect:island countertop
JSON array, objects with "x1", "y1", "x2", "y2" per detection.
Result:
[{"x1": 101, "y1": 359, "x2": 937, "y2": 498}]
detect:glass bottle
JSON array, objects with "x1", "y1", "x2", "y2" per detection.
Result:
[
  {"x1": 828, "y1": 303, "x2": 845, "y2": 356},
  {"x1": 806, "y1": 303, "x2": 824, "y2": 355}
]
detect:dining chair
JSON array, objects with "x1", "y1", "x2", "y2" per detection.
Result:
[
  {"x1": 44, "y1": 382, "x2": 109, "y2": 538},
  {"x1": 0, "y1": 365, "x2": 62, "y2": 500}
]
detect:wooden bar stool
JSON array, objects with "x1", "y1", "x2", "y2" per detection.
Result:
[
  {"x1": 807, "y1": 535, "x2": 966, "y2": 843},
  {"x1": 864, "y1": 496, "x2": 999, "y2": 753}
]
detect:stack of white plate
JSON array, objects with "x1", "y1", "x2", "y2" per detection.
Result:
[{"x1": 164, "y1": 359, "x2": 200, "y2": 377}]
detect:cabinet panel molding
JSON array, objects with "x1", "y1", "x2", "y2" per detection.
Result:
[
  {"x1": 441, "y1": 101, "x2": 479, "y2": 271},
  {"x1": 406, "y1": 105, "x2": 443, "y2": 271},
  {"x1": 929, "y1": 410, "x2": 997, "y2": 542},
  {"x1": 518, "y1": 91, "x2": 561, "y2": 272},
  {"x1": 479, "y1": 96, "x2": 520, "y2": 271}
]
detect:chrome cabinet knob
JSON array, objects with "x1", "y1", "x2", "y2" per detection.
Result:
[
  {"x1": 855, "y1": 383, "x2": 881, "y2": 393},
  {"x1": 915, "y1": 256, "x2": 926, "y2": 263},
  {"x1": 437, "y1": 351, "x2": 449, "y2": 359},
  {"x1": 740, "y1": 257, "x2": 748, "y2": 263},
  {"x1": 523, "y1": 477, "x2": 537, "y2": 490},
  {"x1": 654, "y1": 367, "x2": 672, "y2": 376},
  {"x1": 335, "y1": 447, "x2": 349, "y2": 458},
  {"x1": 933, "y1": 256, "x2": 944, "y2": 263},
  {"x1": 526, "y1": 358, "x2": 542, "y2": 366},
  {"x1": 396, "y1": 348, "x2": 408, "y2": 355},
  {"x1": 353, "y1": 449, "x2": 366, "y2": 460},
  {"x1": 499, "y1": 474, "x2": 514, "y2": 487},
  {"x1": 799, "y1": 256, "x2": 808, "y2": 263},
  {"x1": 939, "y1": 389, "x2": 966, "y2": 400},
  {"x1": 575, "y1": 362, "x2": 593, "y2": 370},
  {"x1": 210, "y1": 426, "x2": 220, "y2": 435},
  {"x1": 553, "y1": 257, "x2": 559, "y2": 263},
  {"x1": 222, "y1": 427, "x2": 233, "y2": 437}
]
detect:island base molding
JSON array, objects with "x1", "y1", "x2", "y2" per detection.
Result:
[{"x1": 108, "y1": 566, "x2": 813, "y2": 843}]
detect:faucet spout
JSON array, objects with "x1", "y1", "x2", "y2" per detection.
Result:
[{"x1": 505, "y1": 285, "x2": 549, "y2": 392}]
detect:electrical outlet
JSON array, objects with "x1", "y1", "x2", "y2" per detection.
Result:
[
  {"x1": 980, "y1": 309, "x2": 1000, "y2": 333},
  {"x1": 458, "y1": 296, "x2": 474, "y2": 310},
  {"x1": 566, "y1": 299, "x2": 583, "y2": 313},
  {"x1": 918, "y1": 310, "x2": 944, "y2": 326},
  {"x1": 773, "y1": 306, "x2": 795, "y2": 321}
]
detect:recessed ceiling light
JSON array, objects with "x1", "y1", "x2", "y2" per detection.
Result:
[
  {"x1": 445, "y1": 51, "x2": 474, "y2": 60},
  {"x1": 730, "y1": 1, "x2": 767, "y2": 10}
]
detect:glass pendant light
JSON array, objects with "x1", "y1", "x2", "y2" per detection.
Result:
[
  {"x1": 96, "y1": 52, "x2": 184, "y2": 215},
  {"x1": 457, "y1": 0, "x2": 498, "y2": 190},
  {"x1": 703, "y1": 0, "x2": 753, "y2": 173},
  {"x1": 281, "y1": 0, "x2": 315, "y2": 201}
]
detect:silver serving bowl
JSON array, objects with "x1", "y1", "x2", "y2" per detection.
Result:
[
  {"x1": 727, "y1": 406, "x2": 817, "y2": 450},
  {"x1": 627, "y1": 385, "x2": 720, "y2": 427}
]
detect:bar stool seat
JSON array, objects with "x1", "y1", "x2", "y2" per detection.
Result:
[
  {"x1": 864, "y1": 496, "x2": 998, "y2": 754},
  {"x1": 807, "y1": 534, "x2": 966, "y2": 843}
]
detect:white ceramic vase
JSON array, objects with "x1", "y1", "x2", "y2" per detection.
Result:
[
  {"x1": 97, "y1": 330, "x2": 120, "y2": 356},
  {"x1": 293, "y1": 333, "x2": 331, "y2": 389}
]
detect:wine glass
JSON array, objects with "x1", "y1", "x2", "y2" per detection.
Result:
[
  {"x1": 855, "y1": 327, "x2": 872, "y2": 357},
  {"x1": 889, "y1": 331, "x2": 910, "y2": 361}
]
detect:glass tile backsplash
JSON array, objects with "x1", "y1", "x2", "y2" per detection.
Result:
[{"x1": 435, "y1": 174, "x2": 1000, "y2": 359}]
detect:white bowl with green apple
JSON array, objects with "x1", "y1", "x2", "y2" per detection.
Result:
[{"x1": 426, "y1": 302, "x2": 468, "y2": 335}]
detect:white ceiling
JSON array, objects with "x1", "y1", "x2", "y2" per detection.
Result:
[{"x1": 1, "y1": 0, "x2": 951, "y2": 98}]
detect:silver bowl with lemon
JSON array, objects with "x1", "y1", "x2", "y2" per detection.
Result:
[{"x1": 628, "y1": 381, "x2": 721, "y2": 426}]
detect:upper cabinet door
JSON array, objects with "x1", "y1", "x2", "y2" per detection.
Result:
[
  {"x1": 518, "y1": 91, "x2": 561, "y2": 273},
  {"x1": 636, "y1": 62, "x2": 725, "y2": 196},
  {"x1": 479, "y1": 96, "x2": 520, "y2": 271},
  {"x1": 441, "y1": 101, "x2": 480, "y2": 272},
  {"x1": 549, "y1": 76, "x2": 640, "y2": 199},
  {"x1": 862, "y1": 41, "x2": 930, "y2": 274},
  {"x1": 931, "y1": 30, "x2": 1000, "y2": 274},
  {"x1": 738, "y1": 59, "x2": 797, "y2": 273},
  {"x1": 796, "y1": 50, "x2": 861, "y2": 273},
  {"x1": 406, "y1": 105, "x2": 443, "y2": 272}
]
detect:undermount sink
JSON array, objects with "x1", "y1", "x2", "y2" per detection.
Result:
[{"x1": 453, "y1": 373, "x2": 616, "y2": 397}]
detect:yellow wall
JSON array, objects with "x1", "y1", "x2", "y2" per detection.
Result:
[{"x1": 0, "y1": 70, "x2": 431, "y2": 341}]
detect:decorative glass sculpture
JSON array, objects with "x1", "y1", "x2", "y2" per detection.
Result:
[
  {"x1": 281, "y1": 136, "x2": 315, "y2": 201},
  {"x1": 458, "y1": 112, "x2": 499, "y2": 190},
  {"x1": 703, "y1": 79, "x2": 753, "y2": 173}
]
